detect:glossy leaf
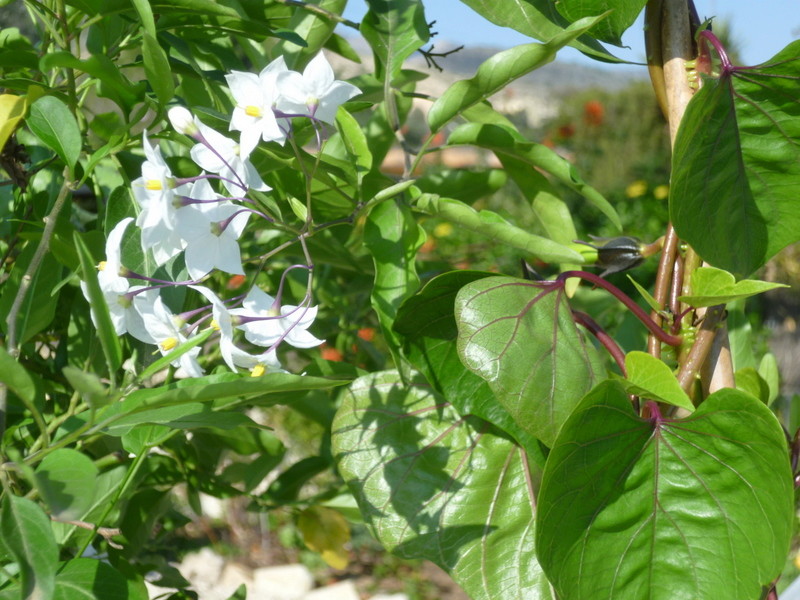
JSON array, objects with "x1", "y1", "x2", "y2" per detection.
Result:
[
  {"x1": 448, "y1": 122, "x2": 620, "y2": 229},
  {"x1": 428, "y1": 15, "x2": 603, "y2": 131},
  {"x1": 679, "y1": 266, "x2": 788, "y2": 308},
  {"x1": 0, "y1": 345, "x2": 38, "y2": 405},
  {"x1": 537, "y1": 381, "x2": 793, "y2": 600},
  {"x1": 27, "y1": 95, "x2": 81, "y2": 170},
  {"x1": 735, "y1": 367, "x2": 771, "y2": 404},
  {"x1": 53, "y1": 559, "x2": 130, "y2": 600},
  {"x1": 35, "y1": 449, "x2": 99, "y2": 520},
  {"x1": 759, "y1": 353, "x2": 780, "y2": 405},
  {"x1": 363, "y1": 198, "x2": 426, "y2": 360},
  {"x1": 1, "y1": 495, "x2": 58, "y2": 600},
  {"x1": 555, "y1": 0, "x2": 645, "y2": 46},
  {"x1": 415, "y1": 168, "x2": 507, "y2": 204},
  {"x1": 414, "y1": 193, "x2": 584, "y2": 264},
  {"x1": 620, "y1": 350, "x2": 694, "y2": 412},
  {"x1": 455, "y1": 276, "x2": 605, "y2": 447},
  {"x1": 458, "y1": 0, "x2": 618, "y2": 62},
  {"x1": 335, "y1": 106, "x2": 372, "y2": 187},
  {"x1": 333, "y1": 371, "x2": 554, "y2": 600},
  {"x1": 671, "y1": 41, "x2": 800, "y2": 276},
  {"x1": 142, "y1": 31, "x2": 174, "y2": 106},
  {"x1": 361, "y1": 0, "x2": 429, "y2": 80},
  {"x1": 394, "y1": 271, "x2": 539, "y2": 452}
]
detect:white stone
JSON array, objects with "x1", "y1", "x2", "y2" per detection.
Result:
[
  {"x1": 179, "y1": 547, "x2": 224, "y2": 583},
  {"x1": 251, "y1": 564, "x2": 315, "y2": 600},
  {"x1": 304, "y1": 580, "x2": 360, "y2": 600}
]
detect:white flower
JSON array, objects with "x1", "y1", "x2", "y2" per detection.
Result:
[
  {"x1": 96, "y1": 217, "x2": 133, "y2": 292},
  {"x1": 175, "y1": 196, "x2": 250, "y2": 280},
  {"x1": 231, "y1": 286, "x2": 323, "y2": 349},
  {"x1": 276, "y1": 52, "x2": 361, "y2": 124},
  {"x1": 190, "y1": 285, "x2": 238, "y2": 372},
  {"x1": 229, "y1": 345, "x2": 284, "y2": 377},
  {"x1": 226, "y1": 56, "x2": 290, "y2": 155},
  {"x1": 190, "y1": 121, "x2": 270, "y2": 195},
  {"x1": 138, "y1": 295, "x2": 203, "y2": 377},
  {"x1": 168, "y1": 106, "x2": 199, "y2": 136}
]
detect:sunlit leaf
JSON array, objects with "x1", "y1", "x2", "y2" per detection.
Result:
[
  {"x1": 0, "y1": 93, "x2": 26, "y2": 151},
  {"x1": 361, "y1": 0, "x2": 429, "y2": 80},
  {"x1": 455, "y1": 276, "x2": 605, "y2": 447},
  {"x1": 333, "y1": 371, "x2": 554, "y2": 600},
  {"x1": 298, "y1": 506, "x2": 351, "y2": 569},
  {"x1": 537, "y1": 381, "x2": 793, "y2": 599},
  {"x1": 53, "y1": 559, "x2": 131, "y2": 600},
  {"x1": 679, "y1": 266, "x2": 788, "y2": 307},
  {"x1": 671, "y1": 41, "x2": 800, "y2": 276},
  {"x1": 457, "y1": 0, "x2": 619, "y2": 62},
  {"x1": 618, "y1": 350, "x2": 694, "y2": 412},
  {"x1": 555, "y1": 0, "x2": 644, "y2": 46},
  {"x1": 428, "y1": 15, "x2": 604, "y2": 132},
  {"x1": 27, "y1": 95, "x2": 81, "y2": 170},
  {"x1": 35, "y1": 449, "x2": 99, "y2": 520},
  {"x1": 447, "y1": 122, "x2": 620, "y2": 229}
]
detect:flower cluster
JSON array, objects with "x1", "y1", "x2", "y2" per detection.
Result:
[{"x1": 81, "y1": 52, "x2": 360, "y2": 377}]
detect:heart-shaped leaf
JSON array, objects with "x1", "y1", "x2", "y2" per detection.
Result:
[
  {"x1": 679, "y1": 266, "x2": 788, "y2": 308},
  {"x1": 618, "y1": 350, "x2": 694, "y2": 412},
  {"x1": 332, "y1": 371, "x2": 554, "y2": 600},
  {"x1": 536, "y1": 381, "x2": 793, "y2": 599},
  {"x1": 455, "y1": 276, "x2": 605, "y2": 447},
  {"x1": 671, "y1": 41, "x2": 800, "y2": 276},
  {"x1": 394, "y1": 270, "x2": 539, "y2": 451}
]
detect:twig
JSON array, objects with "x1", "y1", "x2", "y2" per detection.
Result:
[
  {"x1": 419, "y1": 44, "x2": 464, "y2": 72},
  {"x1": 52, "y1": 516, "x2": 123, "y2": 549},
  {"x1": 676, "y1": 305, "x2": 726, "y2": 393},
  {"x1": 272, "y1": 0, "x2": 360, "y2": 30}
]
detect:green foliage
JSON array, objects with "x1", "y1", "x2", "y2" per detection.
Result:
[{"x1": 1, "y1": 0, "x2": 798, "y2": 598}]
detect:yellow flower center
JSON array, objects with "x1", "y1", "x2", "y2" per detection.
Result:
[
  {"x1": 251, "y1": 364, "x2": 266, "y2": 377},
  {"x1": 145, "y1": 179, "x2": 163, "y2": 191},
  {"x1": 98, "y1": 261, "x2": 107, "y2": 271},
  {"x1": 245, "y1": 105, "x2": 262, "y2": 117},
  {"x1": 210, "y1": 319, "x2": 220, "y2": 331},
  {"x1": 160, "y1": 337, "x2": 178, "y2": 352}
]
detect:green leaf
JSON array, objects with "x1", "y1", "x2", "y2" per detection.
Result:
[
  {"x1": 62, "y1": 366, "x2": 111, "y2": 409},
  {"x1": 103, "y1": 403, "x2": 256, "y2": 437},
  {"x1": 274, "y1": 0, "x2": 346, "y2": 68},
  {"x1": 131, "y1": 0, "x2": 157, "y2": 37},
  {"x1": 415, "y1": 168, "x2": 507, "y2": 204},
  {"x1": 428, "y1": 15, "x2": 604, "y2": 132},
  {"x1": 455, "y1": 276, "x2": 605, "y2": 447},
  {"x1": 458, "y1": 0, "x2": 619, "y2": 62},
  {"x1": 627, "y1": 274, "x2": 662, "y2": 311},
  {"x1": 735, "y1": 367, "x2": 771, "y2": 404},
  {"x1": 414, "y1": 193, "x2": 584, "y2": 264},
  {"x1": 54, "y1": 559, "x2": 129, "y2": 600},
  {"x1": 333, "y1": 371, "x2": 554, "y2": 600},
  {"x1": 27, "y1": 95, "x2": 81, "y2": 170},
  {"x1": 34, "y1": 449, "x2": 99, "y2": 520},
  {"x1": 759, "y1": 353, "x2": 780, "y2": 405},
  {"x1": 678, "y1": 266, "x2": 788, "y2": 307},
  {"x1": 447, "y1": 122, "x2": 620, "y2": 230},
  {"x1": 0, "y1": 93, "x2": 26, "y2": 152},
  {"x1": 619, "y1": 350, "x2": 694, "y2": 412},
  {"x1": 536, "y1": 381, "x2": 793, "y2": 600},
  {"x1": 363, "y1": 198, "x2": 426, "y2": 362},
  {"x1": 0, "y1": 240, "x2": 62, "y2": 346},
  {"x1": 361, "y1": 0, "x2": 429, "y2": 80},
  {"x1": 335, "y1": 106, "x2": 372, "y2": 187},
  {"x1": 74, "y1": 231, "x2": 123, "y2": 373},
  {"x1": 1, "y1": 495, "x2": 58, "y2": 600},
  {"x1": 142, "y1": 31, "x2": 174, "y2": 106},
  {"x1": 670, "y1": 41, "x2": 800, "y2": 276},
  {"x1": 394, "y1": 270, "x2": 539, "y2": 452},
  {"x1": 0, "y1": 345, "x2": 38, "y2": 405},
  {"x1": 298, "y1": 506, "x2": 350, "y2": 569},
  {"x1": 555, "y1": 1, "x2": 644, "y2": 46}
]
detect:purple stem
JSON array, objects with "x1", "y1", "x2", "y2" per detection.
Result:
[
  {"x1": 192, "y1": 130, "x2": 248, "y2": 192},
  {"x1": 698, "y1": 30, "x2": 734, "y2": 73},
  {"x1": 572, "y1": 310, "x2": 627, "y2": 376},
  {"x1": 557, "y1": 271, "x2": 682, "y2": 347}
]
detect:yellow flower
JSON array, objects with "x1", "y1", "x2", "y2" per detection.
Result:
[
  {"x1": 625, "y1": 180, "x2": 648, "y2": 198},
  {"x1": 653, "y1": 184, "x2": 669, "y2": 200},
  {"x1": 434, "y1": 222, "x2": 454, "y2": 238}
]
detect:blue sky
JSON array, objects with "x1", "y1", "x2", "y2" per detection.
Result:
[{"x1": 342, "y1": 1, "x2": 799, "y2": 68}]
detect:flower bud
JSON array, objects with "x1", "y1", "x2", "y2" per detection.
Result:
[
  {"x1": 576, "y1": 236, "x2": 644, "y2": 277},
  {"x1": 168, "y1": 106, "x2": 198, "y2": 136}
]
